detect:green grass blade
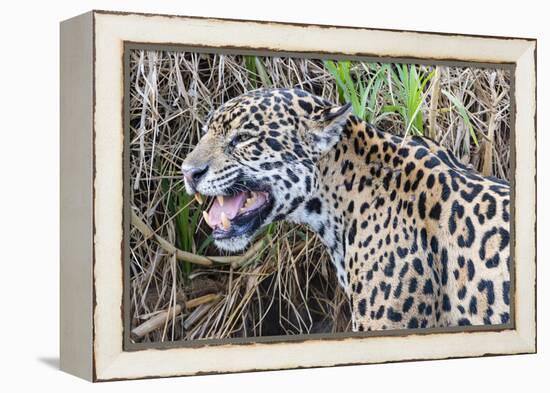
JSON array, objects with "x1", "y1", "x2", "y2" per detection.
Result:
[
  {"x1": 255, "y1": 57, "x2": 272, "y2": 87},
  {"x1": 441, "y1": 90, "x2": 479, "y2": 146}
]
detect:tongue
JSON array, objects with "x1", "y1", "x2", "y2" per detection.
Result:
[{"x1": 207, "y1": 192, "x2": 247, "y2": 227}]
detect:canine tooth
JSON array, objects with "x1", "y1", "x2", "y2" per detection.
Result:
[
  {"x1": 217, "y1": 195, "x2": 224, "y2": 206},
  {"x1": 194, "y1": 193, "x2": 203, "y2": 205},
  {"x1": 221, "y1": 212, "x2": 230, "y2": 230},
  {"x1": 244, "y1": 197, "x2": 256, "y2": 208},
  {"x1": 202, "y1": 211, "x2": 210, "y2": 226}
]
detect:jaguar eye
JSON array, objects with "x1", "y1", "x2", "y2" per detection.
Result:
[{"x1": 230, "y1": 133, "x2": 253, "y2": 147}]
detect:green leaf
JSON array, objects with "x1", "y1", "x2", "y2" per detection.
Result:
[
  {"x1": 441, "y1": 90, "x2": 479, "y2": 146},
  {"x1": 244, "y1": 56, "x2": 258, "y2": 88},
  {"x1": 255, "y1": 57, "x2": 272, "y2": 87}
]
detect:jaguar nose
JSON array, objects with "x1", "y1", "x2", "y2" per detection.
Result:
[{"x1": 182, "y1": 164, "x2": 209, "y2": 189}]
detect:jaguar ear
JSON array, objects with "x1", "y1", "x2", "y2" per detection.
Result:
[{"x1": 308, "y1": 103, "x2": 352, "y2": 154}]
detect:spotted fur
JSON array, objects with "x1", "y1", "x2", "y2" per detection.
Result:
[{"x1": 182, "y1": 88, "x2": 511, "y2": 331}]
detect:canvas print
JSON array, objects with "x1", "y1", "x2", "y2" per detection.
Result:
[{"x1": 127, "y1": 50, "x2": 511, "y2": 344}]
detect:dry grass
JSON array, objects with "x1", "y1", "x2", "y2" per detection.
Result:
[{"x1": 128, "y1": 50, "x2": 511, "y2": 343}]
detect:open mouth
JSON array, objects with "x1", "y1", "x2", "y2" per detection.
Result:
[{"x1": 196, "y1": 190, "x2": 273, "y2": 240}]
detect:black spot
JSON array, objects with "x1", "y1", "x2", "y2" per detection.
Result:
[
  {"x1": 469, "y1": 296, "x2": 478, "y2": 315},
  {"x1": 500, "y1": 313, "x2": 510, "y2": 324},
  {"x1": 298, "y1": 99, "x2": 313, "y2": 113},
  {"x1": 387, "y1": 307, "x2": 403, "y2": 322},
  {"x1": 408, "y1": 277, "x2": 418, "y2": 293},
  {"x1": 423, "y1": 279, "x2": 434, "y2": 295},
  {"x1": 414, "y1": 148, "x2": 429, "y2": 160},
  {"x1": 305, "y1": 198, "x2": 322, "y2": 214},
  {"x1": 485, "y1": 254, "x2": 500, "y2": 269},
  {"x1": 403, "y1": 297, "x2": 414, "y2": 313},
  {"x1": 407, "y1": 318, "x2": 419, "y2": 328},
  {"x1": 281, "y1": 152, "x2": 297, "y2": 162},
  {"x1": 499, "y1": 227, "x2": 510, "y2": 250},
  {"x1": 412, "y1": 258, "x2": 424, "y2": 275},
  {"x1": 369, "y1": 287, "x2": 378, "y2": 306},
  {"x1": 381, "y1": 282, "x2": 391, "y2": 300},
  {"x1": 375, "y1": 305, "x2": 385, "y2": 319},
  {"x1": 430, "y1": 236, "x2": 439, "y2": 254},
  {"x1": 360, "y1": 202, "x2": 370, "y2": 214},
  {"x1": 405, "y1": 162, "x2": 416, "y2": 176},
  {"x1": 344, "y1": 173, "x2": 357, "y2": 192},
  {"x1": 429, "y1": 202, "x2": 441, "y2": 220},
  {"x1": 458, "y1": 217, "x2": 476, "y2": 248},
  {"x1": 411, "y1": 169, "x2": 425, "y2": 192},
  {"x1": 441, "y1": 248, "x2": 449, "y2": 285},
  {"x1": 418, "y1": 192, "x2": 427, "y2": 219},
  {"x1": 458, "y1": 318, "x2": 471, "y2": 326},
  {"x1": 458, "y1": 286, "x2": 467, "y2": 299},
  {"x1": 418, "y1": 303, "x2": 426, "y2": 314},
  {"x1": 406, "y1": 200, "x2": 413, "y2": 216},
  {"x1": 348, "y1": 219, "x2": 357, "y2": 245},
  {"x1": 448, "y1": 200, "x2": 464, "y2": 235},
  {"x1": 426, "y1": 174, "x2": 435, "y2": 188},
  {"x1": 287, "y1": 196, "x2": 304, "y2": 215},
  {"x1": 502, "y1": 200, "x2": 510, "y2": 222},
  {"x1": 285, "y1": 168, "x2": 300, "y2": 183},
  {"x1": 440, "y1": 180, "x2": 451, "y2": 201},
  {"x1": 460, "y1": 183, "x2": 483, "y2": 202},
  {"x1": 489, "y1": 184, "x2": 509, "y2": 196},
  {"x1": 425, "y1": 305, "x2": 432, "y2": 316},
  {"x1": 358, "y1": 298, "x2": 367, "y2": 316},
  {"x1": 384, "y1": 252, "x2": 396, "y2": 277},
  {"x1": 442, "y1": 294, "x2": 451, "y2": 311},
  {"x1": 266, "y1": 138, "x2": 283, "y2": 151},
  {"x1": 305, "y1": 176, "x2": 311, "y2": 193},
  {"x1": 424, "y1": 157, "x2": 441, "y2": 169},
  {"x1": 420, "y1": 228, "x2": 428, "y2": 250},
  {"x1": 478, "y1": 279, "x2": 495, "y2": 305},
  {"x1": 503, "y1": 281, "x2": 510, "y2": 305},
  {"x1": 482, "y1": 193, "x2": 497, "y2": 219},
  {"x1": 393, "y1": 282, "x2": 402, "y2": 298},
  {"x1": 399, "y1": 262, "x2": 409, "y2": 278},
  {"x1": 396, "y1": 247, "x2": 408, "y2": 259},
  {"x1": 467, "y1": 259, "x2": 475, "y2": 281}
]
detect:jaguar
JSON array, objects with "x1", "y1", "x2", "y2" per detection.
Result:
[{"x1": 181, "y1": 88, "x2": 511, "y2": 331}]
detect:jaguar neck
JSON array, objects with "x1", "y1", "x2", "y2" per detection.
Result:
[{"x1": 294, "y1": 119, "x2": 402, "y2": 290}]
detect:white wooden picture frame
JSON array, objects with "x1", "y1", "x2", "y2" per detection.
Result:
[{"x1": 60, "y1": 10, "x2": 536, "y2": 381}]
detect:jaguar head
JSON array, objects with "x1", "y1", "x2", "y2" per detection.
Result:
[{"x1": 182, "y1": 88, "x2": 351, "y2": 252}]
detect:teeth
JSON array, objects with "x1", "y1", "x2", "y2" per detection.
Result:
[
  {"x1": 194, "y1": 193, "x2": 203, "y2": 205},
  {"x1": 220, "y1": 212, "x2": 230, "y2": 230},
  {"x1": 217, "y1": 195, "x2": 224, "y2": 206},
  {"x1": 202, "y1": 211, "x2": 210, "y2": 226},
  {"x1": 245, "y1": 195, "x2": 256, "y2": 208}
]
